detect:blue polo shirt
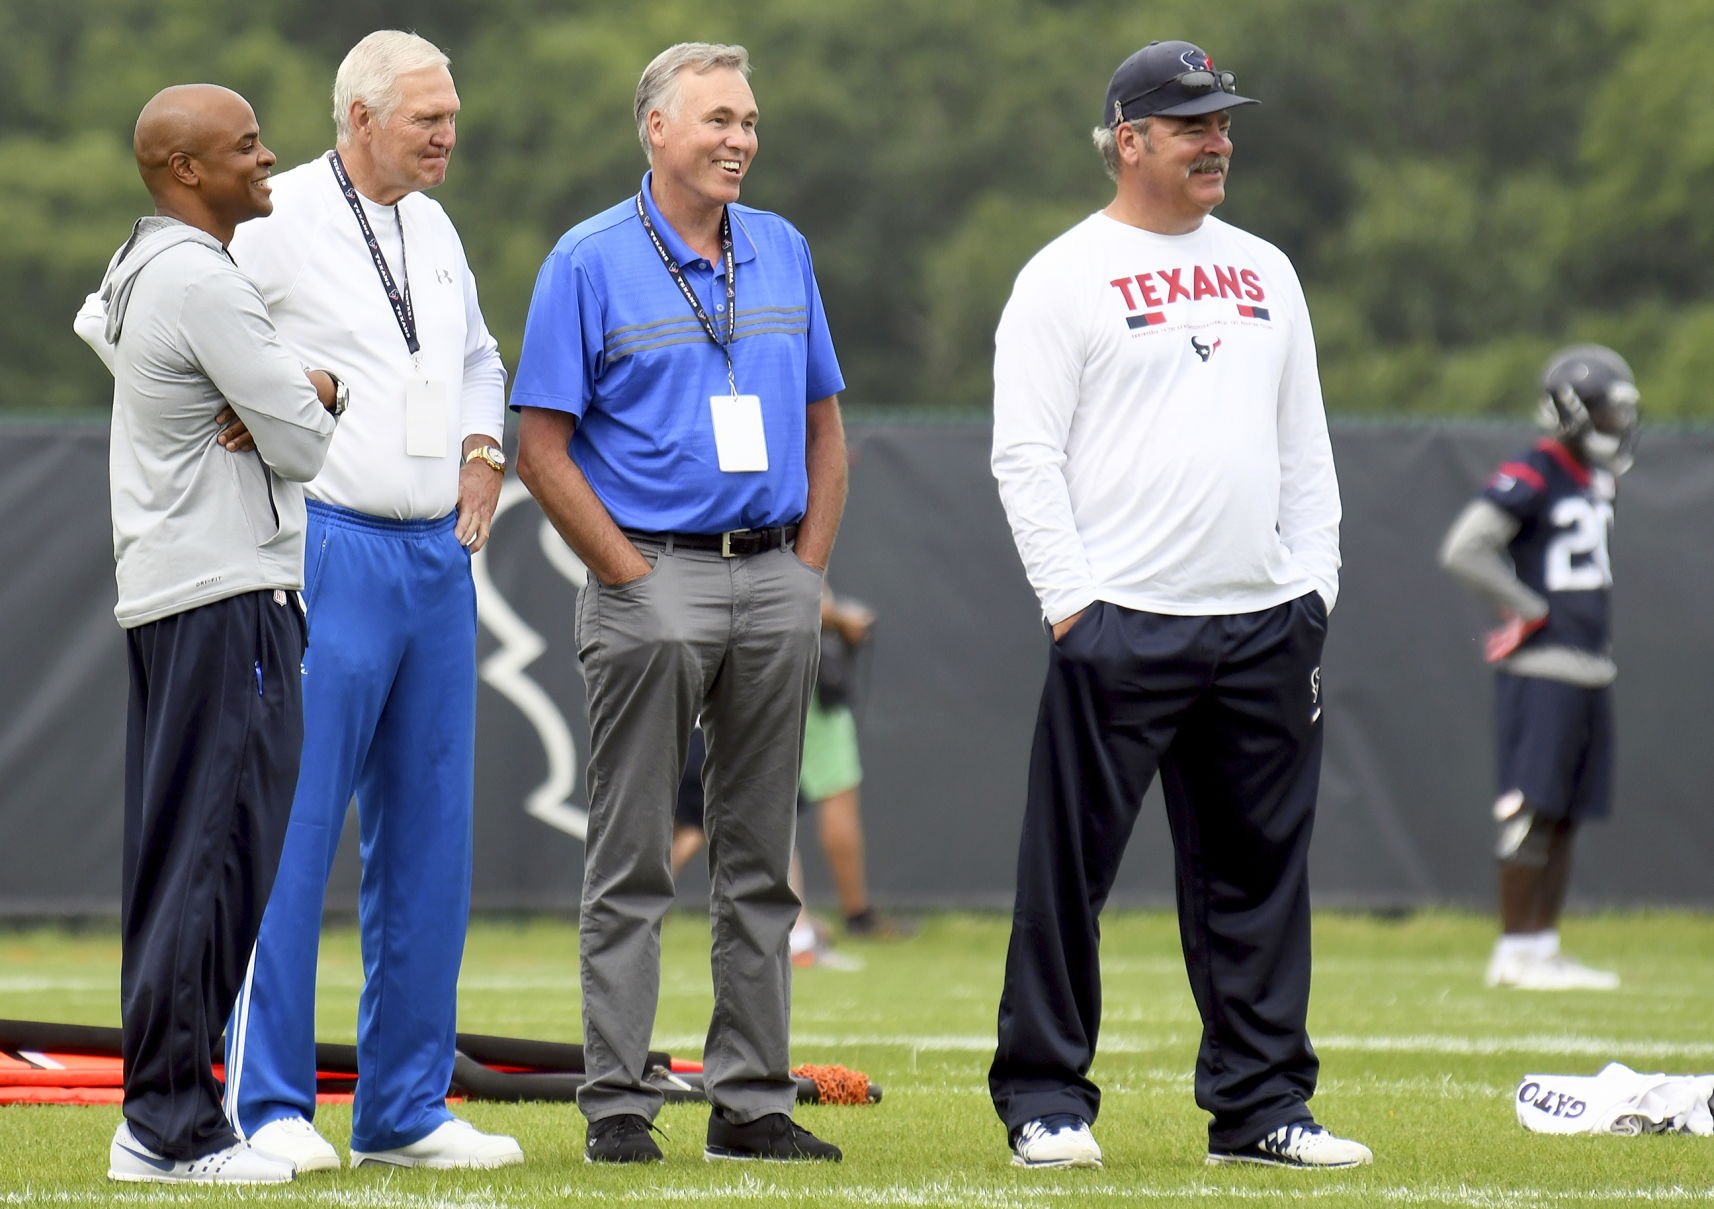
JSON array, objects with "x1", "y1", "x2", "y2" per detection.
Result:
[{"x1": 510, "y1": 173, "x2": 844, "y2": 533}]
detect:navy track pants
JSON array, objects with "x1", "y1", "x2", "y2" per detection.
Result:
[
  {"x1": 989, "y1": 594, "x2": 1328, "y2": 1151},
  {"x1": 120, "y1": 590, "x2": 306, "y2": 1159}
]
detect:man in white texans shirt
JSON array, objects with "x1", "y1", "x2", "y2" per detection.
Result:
[
  {"x1": 987, "y1": 40, "x2": 1369, "y2": 1172},
  {"x1": 218, "y1": 31, "x2": 520, "y2": 1173}
]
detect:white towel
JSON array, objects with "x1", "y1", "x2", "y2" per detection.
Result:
[{"x1": 1516, "y1": 1063, "x2": 1714, "y2": 1136}]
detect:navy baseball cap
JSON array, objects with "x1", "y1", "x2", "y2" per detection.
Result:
[{"x1": 1104, "y1": 41, "x2": 1258, "y2": 126}]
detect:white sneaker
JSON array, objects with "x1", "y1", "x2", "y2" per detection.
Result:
[
  {"x1": 108, "y1": 1121, "x2": 295, "y2": 1184},
  {"x1": 1484, "y1": 945, "x2": 1521, "y2": 988},
  {"x1": 1488, "y1": 950, "x2": 1620, "y2": 991},
  {"x1": 1010, "y1": 1114, "x2": 1102, "y2": 1168},
  {"x1": 1207, "y1": 1120, "x2": 1372, "y2": 1169},
  {"x1": 350, "y1": 1118, "x2": 524, "y2": 1170},
  {"x1": 250, "y1": 1115, "x2": 340, "y2": 1172}
]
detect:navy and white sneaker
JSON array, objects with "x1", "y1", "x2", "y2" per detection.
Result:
[
  {"x1": 108, "y1": 1122, "x2": 295, "y2": 1184},
  {"x1": 1010, "y1": 1113, "x2": 1102, "y2": 1169},
  {"x1": 1207, "y1": 1120, "x2": 1372, "y2": 1169}
]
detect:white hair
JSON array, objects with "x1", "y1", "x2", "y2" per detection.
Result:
[
  {"x1": 1091, "y1": 118, "x2": 1154, "y2": 181},
  {"x1": 634, "y1": 42, "x2": 751, "y2": 163},
  {"x1": 332, "y1": 30, "x2": 450, "y2": 142}
]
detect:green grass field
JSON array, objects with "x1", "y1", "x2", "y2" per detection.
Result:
[{"x1": 2, "y1": 910, "x2": 1712, "y2": 1206}]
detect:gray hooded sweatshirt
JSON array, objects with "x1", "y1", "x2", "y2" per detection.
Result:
[{"x1": 86, "y1": 216, "x2": 337, "y2": 628}]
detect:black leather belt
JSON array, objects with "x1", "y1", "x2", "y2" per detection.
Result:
[{"x1": 624, "y1": 524, "x2": 799, "y2": 558}]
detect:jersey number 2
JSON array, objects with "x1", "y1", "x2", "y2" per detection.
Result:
[{"x1": 1544, "y1": 497, "x2": 1613, "y2": 591}]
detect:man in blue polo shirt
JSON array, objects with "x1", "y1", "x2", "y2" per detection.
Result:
[{"x1": 513, "y1": 42, "x2": 847, "y2": 1165}]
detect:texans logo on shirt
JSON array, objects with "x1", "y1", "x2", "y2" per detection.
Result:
[{"x1": 1111, "y1": 263, "x2": 1268, "y2": 333}]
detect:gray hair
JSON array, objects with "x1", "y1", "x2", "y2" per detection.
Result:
[
  {"x1": 1091, "y1": 118, "x2": 1153, "y2": 181},
  {"x1": 634, "y1": 42, "x2": 751, "y2": 163},
  {"x1": 332, "y1": 30, "x2": 450, "y2": 142}
]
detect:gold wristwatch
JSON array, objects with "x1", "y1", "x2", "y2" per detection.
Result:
[{"x1": 464, "y1": 445, "x2": 506, "y2": 473}]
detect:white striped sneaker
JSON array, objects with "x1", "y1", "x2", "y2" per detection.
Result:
[
  {"x1": 1207, "y1": 1120, "x2": 1372, "y2": 1169},
  {"x1": 1010, "y1": 1114, "x2": 1102, "y2": 1169},
  {"x1": 108, "y1": 1122, "x2": 295, "y2": 1184}
]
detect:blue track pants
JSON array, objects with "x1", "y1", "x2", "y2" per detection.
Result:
[{"x1": 225, "y1": 502, "x2": 476, "y2": 1153}]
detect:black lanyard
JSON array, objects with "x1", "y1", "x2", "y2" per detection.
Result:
[
  {"x1": 328, "y1": 151, "x2": 419, "y2": 358},
  {"x1": 635, "y1": 192, "x2": 738, "y2": 395}
]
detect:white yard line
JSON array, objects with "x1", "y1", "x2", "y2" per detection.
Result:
[
  {"x1": 661, "y1": 1031, "x2": 1714, "y2": 1062},
  {"x1": 3, "y1": 1190, "x2": 519, "y2": 1208},
  {"x1": 7, "y1": 1180, "x2": 1712, "y2": 1208},
  {"x1": 0, "y1": 1013, "x2": 1701, "y2": 1065},
  {"x1": 1317, "y1": 1034, "x2": 1714, "y2": 1060},
  {"x1": 605, "y1": 1184, "x2": 1714, "y2": 1208},
  {"x1": 0, "y1": 977, "x2": 111, "y2": 993}
]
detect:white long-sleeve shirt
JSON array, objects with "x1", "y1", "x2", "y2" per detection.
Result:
[
  {"x1": 992, "y1": 212, "x2": 1341, "y2": 625},
  {"x1": 228, "y1": 153, "x2": 506, "y2": 520}
]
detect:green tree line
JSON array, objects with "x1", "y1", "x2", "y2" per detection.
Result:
[{"x1": 4, "y1": 0, "x2": 1711, "y2": 420}]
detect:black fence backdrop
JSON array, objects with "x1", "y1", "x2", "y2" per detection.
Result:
[{"x1": 4, "y1": 419, "x2": 1711, "y2": 916}]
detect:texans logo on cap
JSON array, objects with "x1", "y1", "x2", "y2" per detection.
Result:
[{"x1": 1105, "y1": 40, "x2": 1257, "y2": 124}]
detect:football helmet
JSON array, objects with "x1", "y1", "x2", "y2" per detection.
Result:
[{"x1": 1537, "y1": 344, "x2": 1640, "y2": 473}]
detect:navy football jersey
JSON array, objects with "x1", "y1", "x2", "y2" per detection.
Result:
[{"x1": 1482, "y1": 438, "x2": 1616, "y2": 656}]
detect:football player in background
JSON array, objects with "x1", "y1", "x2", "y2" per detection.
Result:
[{"x1": 1440, "y1": 345, "x2": 1640, "y2": 991}]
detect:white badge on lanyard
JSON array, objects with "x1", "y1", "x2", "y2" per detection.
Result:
[
  {"x1": 404, "y1": 370, "x2": 448, "y2": 458},
  {"x1": 326, "y1": 154, "x2": 447, "y2": 458},
  {"x1": 710, "y1": 393, "x2": 768, "y2": 472},
  {"x1": 632, "y1": 195, "x2": 765, "y2": 472}
]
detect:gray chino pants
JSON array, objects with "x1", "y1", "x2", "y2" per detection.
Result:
[{"x1": 574, "y1": 537, "x2": 823, "y2": 1123}]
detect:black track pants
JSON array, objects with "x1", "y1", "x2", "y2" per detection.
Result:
[
  {"x1": 990, "y1": 594, "x2": 1327, "y2": 1151},
  {"x1": 120, "y1": 590, "x2": 306, "y2": 1159}
]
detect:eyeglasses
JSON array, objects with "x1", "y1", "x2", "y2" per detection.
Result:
[{"x1": 1114, "y1": 69, "x2": 1239, "y2": 123}]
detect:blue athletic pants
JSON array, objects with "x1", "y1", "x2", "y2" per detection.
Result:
[{"x1": 225, "y1": 502, "x2": 476, "y2": 1153}]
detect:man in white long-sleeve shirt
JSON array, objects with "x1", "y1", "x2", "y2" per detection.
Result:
[
  {"x1": 988, "y1": 40, "x2": 1369, "y2": 1172},
  {"x1": 216, "y1": 31, "x2": 520, "y2": 1172}
]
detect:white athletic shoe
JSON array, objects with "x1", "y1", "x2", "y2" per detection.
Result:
[
  {"x1": 108, "y1": 1121, "x2": 296, "y2": 1184},
  {"x1": 1487, "y1": 949, "x2": 1620, "y2": 991},
  {"x1": 250, "y1": 1115, "x2": 340, "y2": 1172},
  {"x1": 1207, "y1": 1120, "x2": 1373, "y2": 1169},
  {"x1": 350, "y1": 1118, "x2": 524, "y2": 1170},
  {"x1": 1010, "y1": 1114, "x2": 1103, "y2": 1168}
]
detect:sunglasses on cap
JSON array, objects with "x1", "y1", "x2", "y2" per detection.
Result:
[{"x1": 1114, "y1": 69, "x2": 1240, "y2": 123}]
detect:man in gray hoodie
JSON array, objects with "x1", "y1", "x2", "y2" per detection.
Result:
[{"x1": 76, "y1": 83, "x2": 343, "y2": 1185}]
